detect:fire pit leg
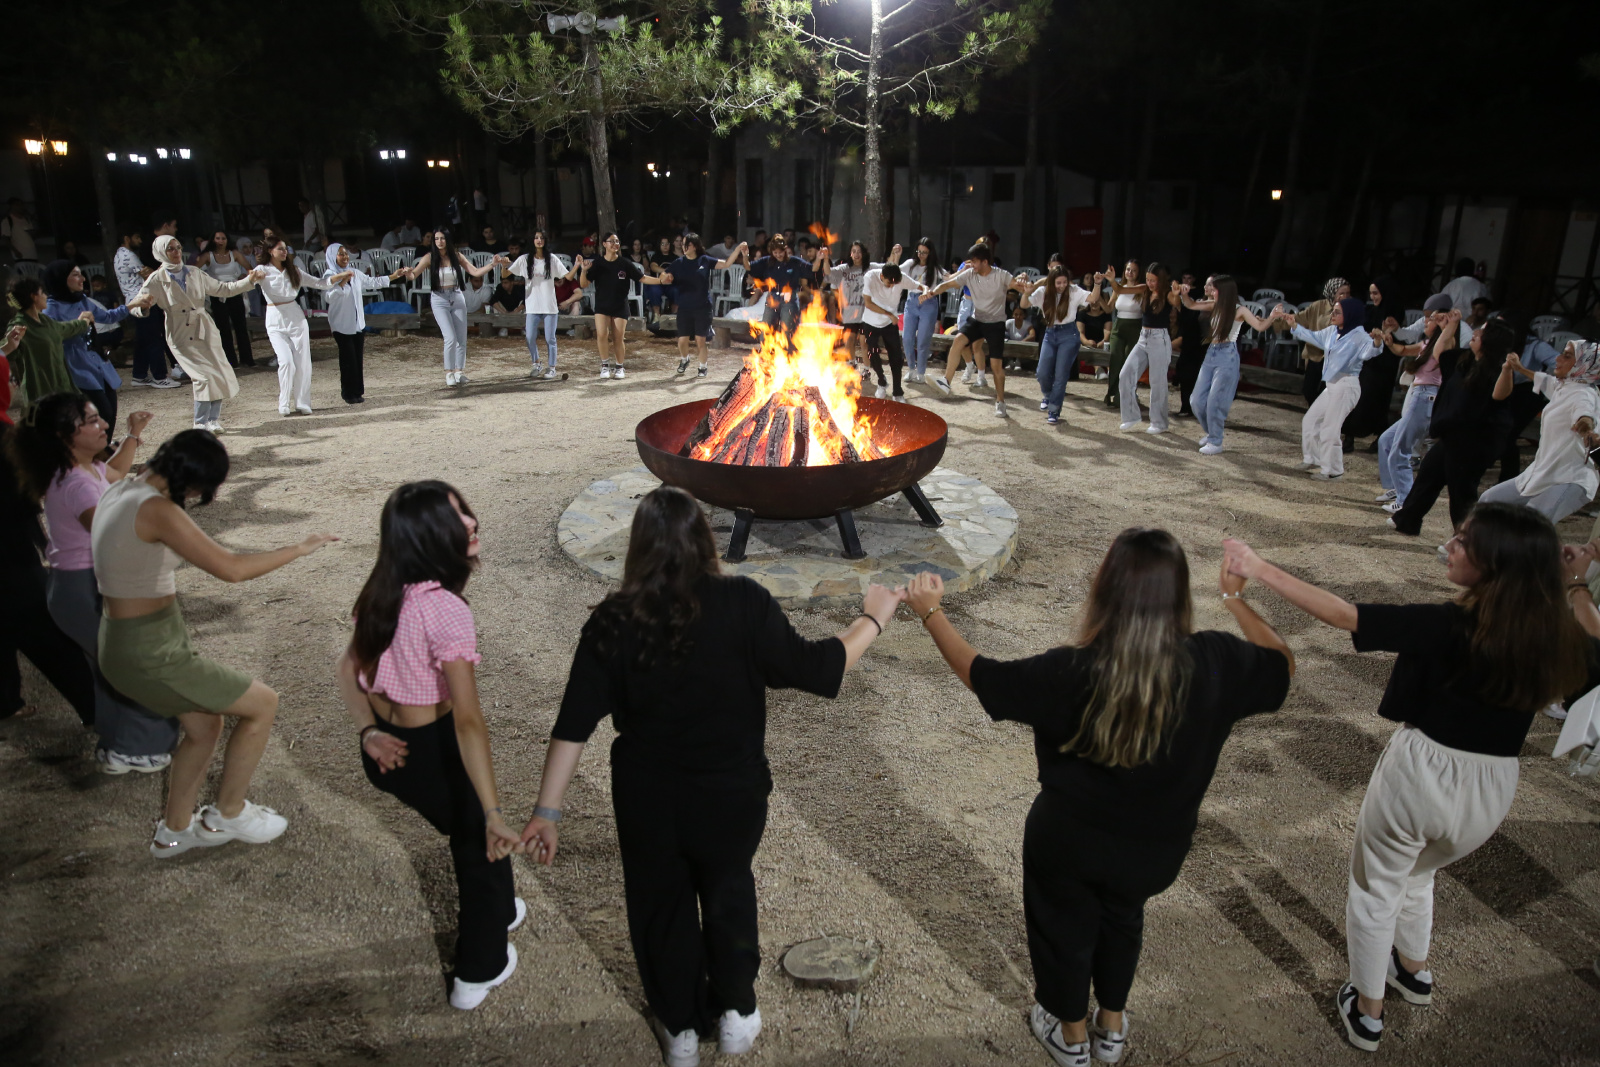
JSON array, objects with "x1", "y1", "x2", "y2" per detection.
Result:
[
  {"x1": 724, "y1": 509, "x2": 755, "y2": 563},
  {"x1": 834, "y1": 509, "x2": 867, "y2": 560},
  {"x1": 902, "y1": 483, "x2": 944, "y2": 528}
]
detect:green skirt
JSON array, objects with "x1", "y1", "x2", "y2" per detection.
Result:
[{"x1": 98, "y1": 603, "x2": 253, "y2": 717}]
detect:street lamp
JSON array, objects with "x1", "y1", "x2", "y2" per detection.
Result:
[
  {"x1": 23, "y1": 136, "x2": 69, "y2": 249},
  {"x1": 1270, "y1": 189, "x2": 1283, "y2": 200}
]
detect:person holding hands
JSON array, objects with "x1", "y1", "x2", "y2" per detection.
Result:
[{"x1": 1281, "y1": 297, "x2": 1385, "y2": 479}]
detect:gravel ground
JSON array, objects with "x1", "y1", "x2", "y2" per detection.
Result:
[{"x1": 3, "y1": 329, "x2": 1599, "y2": 1067}]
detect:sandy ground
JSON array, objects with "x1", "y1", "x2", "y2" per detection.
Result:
[{"x1": 3, "y1": 327, "x2": 1599, "y2": 1067}]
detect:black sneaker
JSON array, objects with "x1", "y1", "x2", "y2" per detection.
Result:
[
  {"x1": 1386, "y1": 947, "x2": 1432, "y2": 1005},
  {"x1": 1337, "y1": 982, "x2": 1382, "y2": 1052},
  {"x1": 675, "y1": 356, "x2": 691, "y2": 375},
  {"x1": 696, "y1": 364, "x2": 708, "y2": 379}
]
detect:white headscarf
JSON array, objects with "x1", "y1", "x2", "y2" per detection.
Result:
[
  {"x1": 324, "y1": 243, "x2": 349, "y2": 287},
  {"x1": 1567, "y1": 340, "x2": 1600, "y2": 387},
  {"x1": 151, "y1": 234, "x2": 192, "y2": 292}
]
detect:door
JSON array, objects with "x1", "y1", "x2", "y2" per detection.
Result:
[{"x1": 1063, "y1": 207, "x2": 1103, "y2": 277}]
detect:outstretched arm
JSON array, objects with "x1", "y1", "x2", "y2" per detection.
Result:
[
  {"x1": 904, "y1": 573, "x2": 977, "y2": 689},
  {"x1": 1224, "y1": 538, "x2": 1358, "y2": 631}
]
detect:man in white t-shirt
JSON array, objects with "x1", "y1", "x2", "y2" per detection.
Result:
[
  {"x1": 1439, "y1": 257, "x2": 1489, "y2": 313},
  {"x1": 919, "y1": 242, "x2": 1029, "y2": 417},
  {"x1": 859, "y1": 255, "x2": 926, "y2": 401}
]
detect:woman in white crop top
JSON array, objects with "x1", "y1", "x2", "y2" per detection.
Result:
[
  {"x1": 898, "y1": 238, "x2": 946, "y2": 383},
  {"x1": 1179, "y1": 274, "x2": 1283, "y2": 454},
  {"x1": 92, "y1": 429, "x2": 338, "y2": 858},
  {"x1": 401, "y1": 229, "x2": 502, "y2": 387},
  {"x1": 257, "y1": 237, "x2": 353, "y2": 416}
]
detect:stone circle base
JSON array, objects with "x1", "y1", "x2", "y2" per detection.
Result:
[{"x1": 557, "y1": 466, "x2": 1018, "y2": 608}]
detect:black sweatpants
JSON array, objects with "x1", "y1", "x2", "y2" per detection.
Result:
[
  {"x1": 863, "y1": 323, "x2": 906, "y2": 395},
  {"x1": 1023, "y1": 790, "x2": 1189, "y2": 1021},
  {"x1": 362, "y1": 712, "x2": 515, "y2": 983},
  {"x1": 1498, "y1": 386, "x2": 1546, "y2": 483},
  {"x1": 0, "y1": 555, "x2": 95, "y2": 723},
  {"x1": 1175, "y1": 342, "x2": 1204, "y2": 414},
  {"x1": 334, "y1": 332, "x2": 365, "y2": 401},
  {"x1": 613, "y1": 763, "x2": 769, "y2": 1036},
  {"x1": 1391, "y1": 437, "x2": 1498, "y2": 536},
  {"x1": 209, "y1": 294, "x2": 254, "y2": 366}
]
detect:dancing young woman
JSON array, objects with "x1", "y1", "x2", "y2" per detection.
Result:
[
  {"x1": 1109, "y1": 262, "x2": 1178, "y2": 434},
  {"x1": 507, "y1": 230, "x2": 581, "y2": 380},
  {"x1": 1343, "y1": 275, "x2": 1405, "y2": 449},
  {"x1": 337, "y1": 481, "x2": 522, "y2": 1011},
  {"x1": 8, "y1": 277, "x2": 94, "y2": 406},
  {"x1": 1019, "y1": 267, "x2": 1094, "y2": 426},
  {"x1": 257, "y1": 238, "x2": 351, "y2": 415},
  {"x1": 906, "y1": 529, "x2": 1292, "y2": 1067},
  {"x1": 91, "y1": 429, "x2": 337, "y2": 856},
  {"x1": 323, "y1": 243, "x2": 406, "y2": 404},
  {"x1": 823, "y1": 240, "x2": 872, "y2": 367},
  {"x1": 661, "y1": 234, "x2": 746, "y2": 379},
  {"x1": 1374, "y1": 295, "x2": 1455, "y2": 514},
  {"x1": 521, "y1": 487, "x2": 897, "y2": 1066},
  {"x1": 403, "y1": 230, "x2": 499, "y2": 386},
  {"x1": 899, "y1": 238, "x2": 945, "y2": 384},
  {"x1": 1224, "y1": 505, "x2": 1599, "y2": 1053},
  {"x1": 1476, "y1": 339, "x2": 1600, "y2": 523},
  {"x1": 8, "y1": 394, "x2": 178, "y2": 771},
  {"x1": 579, "y1": 233, "x2": 668, "y2": 381},
  {"x1": 1100, "y1": 260, "x2": 1145, "y2": 409},
  {"x1": 194, "y1": 231, "x2": 256, "y2": 367},
  {"x1": 1282, "y1": 298, "x2": 1384, "y2": 479},
  {"x1": 1178, "y1": 276, "x2": 1281, "y2": 454},
  {"x1": 44, "y1": 261, "x2": 130, "y2": 433}
]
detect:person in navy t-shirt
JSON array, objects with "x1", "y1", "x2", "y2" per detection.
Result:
[{"x1": 660, "y1": 234, "x2": 746, "y2": 379}]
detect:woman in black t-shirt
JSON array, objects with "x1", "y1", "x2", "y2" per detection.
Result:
[
  {"x1": 905, "y1": 529, "x2": 1293, "y2": 1067},
  {"x1": 1224, "y1": 502, "x2": 1599, "y2": 1055},
  {"x1": 577, "y1": 233, "x2": 667, "y2": 381},
  {"x1": 519, "y1": 487, "x2": 900, "y2": 1066}
]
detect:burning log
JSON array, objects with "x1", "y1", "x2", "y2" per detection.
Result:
[{"x1": 680, "y1": 369, "x2": 756, "y2": 457}]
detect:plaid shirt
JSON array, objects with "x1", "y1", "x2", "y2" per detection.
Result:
[{"x1": 362, "y1": 582, "x2": 480, "y2": 705}]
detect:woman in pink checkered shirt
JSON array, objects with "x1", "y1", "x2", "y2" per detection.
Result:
[{"x1": 336, "y1": 480, "x2": 522, "y2": 1012}]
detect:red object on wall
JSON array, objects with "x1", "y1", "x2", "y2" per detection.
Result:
[{"x1": 1062, "y1": 208, "x2": 1103, "y2": 277}]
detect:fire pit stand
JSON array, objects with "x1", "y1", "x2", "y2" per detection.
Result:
[{"x1": 724, "y1": 483, "x2": 943, "y2": 563}]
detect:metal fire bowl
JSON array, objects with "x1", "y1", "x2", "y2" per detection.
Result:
[{"x1": 634, "y1": 398, "x2": 949, "y2": 521}]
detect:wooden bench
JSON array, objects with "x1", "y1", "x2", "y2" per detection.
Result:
[{"x1": 925, "y1": 335, "x2": 1306, "y2": 396}]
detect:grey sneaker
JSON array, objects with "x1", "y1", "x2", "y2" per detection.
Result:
[{"x1": 98, "y1": 748, "x2": 172, "y2": 775}]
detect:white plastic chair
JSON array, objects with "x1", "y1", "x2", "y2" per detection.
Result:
[
  {"x1": 1530, "y1": 315, "x2": 1570, "y2": 342},
  {"x1": 467, "y1": 251, "x2": 494, "y2": 269},
  {"x1": 83, "y1": 263, "x2": 106, "y2": 279},
  {"x1": 1548, "y1": 330, "x2": 1584, "y2": 353},
  {"x1": 1251, "y1": 287, "x2": 1285, "y2": 306},
  {"x1": 408, "y1": 265, "x2": 433, "y2": 313},
  {"x1": 714, "y1": 265, "x2": 747, "y2": 316},
  {"x1": 626, "y1": 279, "x2": 645, "y2": 320},
  {"x1": 1403, "y1": 308, "x2": 1425, "y2": 326}
]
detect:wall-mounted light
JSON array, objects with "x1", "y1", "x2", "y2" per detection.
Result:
[
  {"x1": 177, "y1": 148, "x2": 191, "y2": 160},
  {"x1": 426, "y1": 159, "x2": 450, "y2": 168},
  {"x1": 106, "y1": 152, "x2": 118, "y2": 162},
  {"x1": 1270, "y1": 189, "x2": 1283, "y2": 200},
  {"x1": 24, "y1": 139, "x2": 43, "y2": 155},
  {"x1": 51, "y1": 141, "x2": 68, "y2": 156},
  {"x1": 137, "y1": 155, "x2": 149, "y2": 165},
  {"x1": 155, "y1": 147, "x2": 169, "y2": 159},
  {"x1": 396, "y1": 149, "x2": 406, "y2": 160}
]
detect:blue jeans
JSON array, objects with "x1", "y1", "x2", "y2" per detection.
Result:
[
  {"x1": 1192, "y1": 342, "x2": 1241, "y2": 447},
  {"x1": 1036, "y1": 325, "x2": 1080, "y2": 418},
  {"x1": 955, "y1": 294, "x2": 974, "y2": 331},
  {"x1": 1378, "y1": 384, "x2": 1437, "y2": 503},
  {"x1": 901, "y1": 295, "x2": 938, "y2": 376},
  {"x1": 525, "y1": 312, "x2": 558, "y2": 366}
]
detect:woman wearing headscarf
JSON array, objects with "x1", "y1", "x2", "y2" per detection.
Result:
[
  {"x1": 1475, "y1": 340, "x2": 1600, "y2": 523},
  {"x1": 1282, "y1": 297, "x2": 1384, "y2": 479},
  {"x1": 44, "y1": 260, "x2": 130, "y2": 435},
  {"x1": 1343, "y1": 276, "x2": 1404, "y2": 447},
  {"x1": 126, "y1": 235, "x2": 264, "y2": 431},
  {"x1": 323, "y1": 243, "x2": 406, "y2": 405}
]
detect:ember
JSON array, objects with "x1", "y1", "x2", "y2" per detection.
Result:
[{"x1": 680, "y1": 295, "x2": 889, "y2": 467}]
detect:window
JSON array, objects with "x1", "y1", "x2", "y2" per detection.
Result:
[
  {"x1": 794, "y1": 158, "x2": 816, "y2": 227},
  {"x1": 991, "y1": 173, "x2": 1016, "y2": 202},
  {"x1": 744, "y1": 159, "x2": 764, "y2": 228}
]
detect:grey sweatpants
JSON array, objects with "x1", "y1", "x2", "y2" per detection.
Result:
[{"x1": 1476, "y1": 477, "x2": 1591, "y2": 525}]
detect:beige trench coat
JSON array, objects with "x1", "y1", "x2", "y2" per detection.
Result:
[{"x1": 132, "y1": 268, "x2": 257, "y2": 402}]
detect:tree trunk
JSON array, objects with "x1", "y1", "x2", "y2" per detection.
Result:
[
  {"x1": 701, "y1": 132, "x2": 720, "y2": 236},
  {"x1": 907, "y1": 110, "x2": 922, "y2": 242},
  {"x1": 584, "y1": 35, "x2": 617, "y2": 236},
  {"x1": 88, "y1": 139, "x2": 118, "y2": 268},
  {"x1": 483, "y1": 128, "x2": 506, "y2": 236},
  {"x1": 861, "y1": 0, "x2": 885, "y2": 255},
  {"x1": 1022, "y1": 62, "x2": 1039, "y2": 267},
  {"x1": 1263, "y1": 1, "x2": 1323, "y2": 286},
  {"x1": 1327, "y1": 145, "x2": 1373, "y2": 277},
  {"x1": 298, "y1": 156, "x2": 331, "y2": 249},
  {"x1": 819, "y1": 133, "x2": 835, "y2": 236},
  {"x1": 1231, "y1": 127, "x2": 1269, "y2": 259},
  {"x1": 1129, "y1": 85, "x2": 1157, "y2": 253},
  {"x1": 534, "y1": 130, "x2": 549, "y2": 233}
]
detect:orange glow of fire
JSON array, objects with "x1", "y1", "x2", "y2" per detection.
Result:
[
  {"x1": 807, "y1": 221, "x2": 842, "y2": 248},
  {"x1": 689, "y1": 295, "x2": 889, "y2": 466}
]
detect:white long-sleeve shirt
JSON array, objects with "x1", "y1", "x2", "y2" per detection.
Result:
[
  {"x1": 325, "y1": 268, "x2": 391, "y2": 334},
  {"x1": 257, "y1": 264, "x2": 332, "y2": 304}
]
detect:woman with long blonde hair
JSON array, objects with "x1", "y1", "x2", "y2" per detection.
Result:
[{"x1": 906, "y1": 529, "x2": 1293, "y2": 1067}]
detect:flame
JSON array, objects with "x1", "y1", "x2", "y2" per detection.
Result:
[
  {"x1": 690, "y1": 295, "x2": 889, "y2": 466},
  {"x1": 807, "y1": 221, "x2": 842, "y2": 248}
]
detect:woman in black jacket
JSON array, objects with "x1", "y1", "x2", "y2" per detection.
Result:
[
  {"x1": 520, "y1": 487, "x2": 900, "y2": 1067},
  {"x1": 1389, "y1": 315, "x2": 1515, "y2": 539}
]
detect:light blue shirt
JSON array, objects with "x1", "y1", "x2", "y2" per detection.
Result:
[
  {"x1": 45, "y1": 295, "x2": 127, "y2": 392},
  {"x1": 1522, "y1": 335, "x2": 1559, "y2": 376},
  {"x1": 1292, "y1": 323, "x2": 1380, "y2": 383}
]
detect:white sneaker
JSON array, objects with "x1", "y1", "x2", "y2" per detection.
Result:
[
  {"x1": 149, "y1": 377, "x2": 181, "y2": 390},
  {"x1": 600, "y1": 362, "x2": 613, "y2": 380},
  {"x1": 933, "y1": 375, "x2": 951, "y2": 394},
  {"x1": 1040, "y1": 399, "x2": 1049, "y2": 411},
  {"x1": 132, "y1": 375, "x2": 153, "y2": 387},
  {"x1": 98, "y1": 748, "x2": 172, "y2": 775},
  {"x1": 960, "y1": 365, "x2": 974, "y2": 384},
  {"x1": 995, "y1": 401, "x2": 1008, "y2": 418},
  {"x1": 1031, "y1": 1004, "x2": 1090, "y2": 1067},
  {"x1": 445, "y1": 371, "x2": 457, "y2": 386},
  {"x1": 1296, "y1": 460, "x2": 1318, "y2": 471},
  {"x1": 1144, "y1": 424, "x2": 1166, "y2": 435},
  {"x1": 1374, "y1": 489, "x2": 1397, "y2": 502},
  {"x1": 1119, "y1": 421, "x2": 1140, "y2": 431},
  {"x1": 613, "y1": 365, "x2": 626, "y2": 380},
  {"x1": 206, "y1": 419, "x2": 223, "y2": 433},
  {"x1": 192, "y1": 420, "x2": 210, "y2": 431},
  {"x1": 169, "y1": 366, "x2": 188, "y2": 380},
  {"x1": 509, "y1": 897, "x2": 527, "y2": 932},
  {"x1": 543, "y1": 366, "x2": 560, "y2": 380},
  {"x1": 653, "y1": 1018, "x2": 700, "y2": 1067},
  {"x1": 1382, "y1": 500, "x2": 1402, "y2": 514},
  {"x1": 198, "y1": 800, "x2": 288, "y2": 846},
  {"x1": 676, "y1": 356, "x2": 692, "y2": 375},
  {"x1": 719, "y1": 1007, "x2": 761, "y2": 1054},
  {"x1": 875, "y1": 384, "x2": 888, "y2": 399},
  {"x1": 1090, "y1": 1012, "x2": 1129, "y2": 1063},
  {"x1": 1310, "y1": 470, "x2": 1341, "y2": 480},
  {"x1": 279, "y1": 407, "x2": 294, "y2": 417},
  {"x1": 295, "y1": 404, "x2": 313, "y2": 415},
  {"x1": 1199, "y1": 443, "x2": 1223, "y2": 455},
  {"x1": 1545, "y1": 703, "x2": 1569, "y2": 721},
  {"x1": 450, "y1": 943, "x2": 518, "y2": 1011},
  {"x1": 975, "y1": 373, "x2": 988, "y2": 389},
  {"x1": 149, "y1": 813, "x2": 227, "y2": 859},
  {"x1": 528, "y1": 365, "x2": 543, "y2": 378}
]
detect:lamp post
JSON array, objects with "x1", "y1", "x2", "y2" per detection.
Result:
[{"x1": 24, "y1": 137, "x2": 68, "y2": 252}]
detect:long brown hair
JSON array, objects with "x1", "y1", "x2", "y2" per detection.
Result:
[
  {"x1": 1209, "y1": 274, "x2": 1240, "y2": 344},
  {"x1": 1040, "y1": 266, "x2": 1075, "y2": 324},
  {"x1": 1142, "y1": 261, "x2": 1172, "y2": 315},
  {"x1": 266, "y1": 239, "x2": 300, "y2": 288},
  {"x1": 586, "y1": 486, "x2": 720, "y2": 669},
  {"x1": 1457, "y1": 503, "x2": 1590, "y2": 712},
  {"x1": 1065, "y1": 528, "x2": 1195, "y2": 769}
]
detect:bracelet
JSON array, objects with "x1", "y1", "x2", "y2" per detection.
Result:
[
  {"x1": 857, "y1": 613, "x2": 882, "y2": 635},
  {"x1": 1569, "y1": 582, "x2": 1591, "y2": 594},
  {"x1": 919, "y1": 605, "x2": 943, "y2": 624},
  {"x1": 1220, "y1": 591, "x2": 1244, "y2": 602},
  {"x1": 533, "y1": 805, "x2": 563, "y2": 823}
]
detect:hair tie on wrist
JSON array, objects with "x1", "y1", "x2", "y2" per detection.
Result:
[
  {"x1": 857, "y1": 613, "x2": 882, "y2": 636},
  {"x1": 359, "y1": 724, "x2": 380, "y2": 744}
]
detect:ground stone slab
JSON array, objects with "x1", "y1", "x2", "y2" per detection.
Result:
[
  {"x1": 557, "y1": 466, "x2": 1018, "y2": 608},
  {"x1": 781, "y1": 936, "x2": 881, "y2": 992}
]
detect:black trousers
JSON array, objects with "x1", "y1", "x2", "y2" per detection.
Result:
[
  {"x1": 1391, "y1": 437, "x2": 1498, "y2": 535},
  {"x1": 334, "y1": 332, "x2": 365, "y2": 401},
  {"x1": 0, "y1": 554, "x2": 95, "y2": 723},
  {"x1": 81, "y1": 386, "x2": 118, "y2": 444},
  {"x1": 1345, "y1": 350, "x2": 1399, "y2": 438},
  {"x1": 132, "y1": 308, "x2": 170, "y2": 381},
  {"x1": 1175, "y1": 341, "x2": 1204, "y2": 413},
  {"x1": 1499, "y1": 386, "x2": 1546, "y2": 483},
  {"x1": 362, "y1": 712, "x2": 515, "y2": 983},
  {"x1": 1022, "y1": 790, "x2": 1189, "y2": 1021},
  {"x1": 614, "y1": 762, "x2": 768, "y2": 1036},
  {"x1": 209, "y1": 295, "x2": 254, "y2": 366},
  {"x1": 863, "y1": 323, "x2": 905, "y2": 395}
]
